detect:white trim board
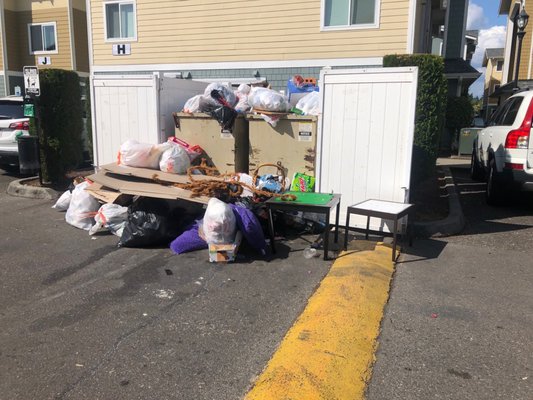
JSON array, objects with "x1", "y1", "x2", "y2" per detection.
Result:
[{"x1": 91, "y1": 57, "x2": 384, "y2": 73}]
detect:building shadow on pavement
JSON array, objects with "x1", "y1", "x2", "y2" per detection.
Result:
[{"x1": 399, "y1": 238, "x2": 447, "y2": 264}]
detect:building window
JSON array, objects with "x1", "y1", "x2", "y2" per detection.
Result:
[
  {"x1": 322, "y1": 0, "x2": 380, "y2": 30},
  {"x1": 28, "y1": 22, "x2": 57, "y2": 54},
  {"x1": 105, "y1": 1, "x2": 136, "y2": 41},
  {"x1": 496, "y1": 60, "x2": 503, "y2": 71}
]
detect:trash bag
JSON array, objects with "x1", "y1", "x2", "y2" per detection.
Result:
[
  {"x1": 294, "y1": 91, "x2": 320, "y2": 116},
  {"x1": 208, "y1": 105, "x2": 237, "y2": 131},
  {"x1": 118, "y1": 198, "x2": 181, "y2": 248},
  {"x1": 183, "y1": 94, "x2": 203, "y2": 113},
  {"x1": 65, "y1": 181, "x2": 101, "y2": 230},
  {"x1": 159, "y1": 142, "x2": 191, "y2": 174},
  {"x1": 170, "y1": 221, "x2": 208, "y2": 254},
  {"x1": 230, "y1": 204, "x2": 266, "y2": 255},
  {"x1": 248, "y1": 87, "x2": 290, "y2": 112},
  {"x1": 202, "y1": 198, "x2": 237, "y2": 244},
  {"x1": 89, "y1": 203, "x2": 129, "y2": 236},
  {"x1": 118, "y1": 139, "x2": 171, "y2": 169},
  {"x1": 234, "y1": 84, "x2": 251, "y2": 112},
  {"x1": 167, "y1": 137, "x2": 203, "y2": 162},
  {"x1": 202, "y1": 83, "x2": 237, "y2": 109},
  {"x1": 52, "y1": 190, "x2": 72, "y2": 211}
]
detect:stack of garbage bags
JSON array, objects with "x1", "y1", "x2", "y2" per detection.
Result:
[
  {"x1": 53, "y1": 181, "x2": 268, "y2": 257},
  {"x1": 118, "y1": 137, "x2": 202, "y2": 174}
]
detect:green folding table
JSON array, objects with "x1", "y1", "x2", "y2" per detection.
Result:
[{"x1": 266, "y1": 192, "x2": 341, "y2": 260}]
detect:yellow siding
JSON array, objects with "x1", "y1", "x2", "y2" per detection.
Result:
[
  {"x1": 4, "y1": 0, "x2": 69, "y2": 12},
  {"x1": 4, "y1": 9, "x2": 21, "y2": 70},
  {"x1": 73, "y1": 8, "x2": 89, "y2": 72},
  {"x1": 6, "y1": 8, "x2": 72, "y2": 71},
  {"x1": 90, "y1": 0, "x2": 409, "y2": 65},
  {"x1": 518, "y1": 27, "x2": 531, "y2": 80}
]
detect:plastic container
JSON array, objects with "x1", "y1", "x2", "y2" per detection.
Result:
[{"x1": 17, "y1": 135, "x2": 40, "y2": 175}]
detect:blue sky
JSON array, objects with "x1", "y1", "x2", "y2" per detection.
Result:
[{"x1": 468, "y1": 1, "x2": 509, "y2": 97}]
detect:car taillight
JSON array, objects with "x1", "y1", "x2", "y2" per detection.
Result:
[
  {"x1": 8, "y1": 121, "x2": 29, "y2": 131},
  {"x1": 505, "y1": 128, "x2": 529, "y2": 149}
]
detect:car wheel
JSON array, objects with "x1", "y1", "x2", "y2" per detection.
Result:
[
  {"x1": 470, "y1": 151, "x2": 484, "y2": 181},
  {"x1": 486, "y1": 159, "x2": 505, "y2": 206}
]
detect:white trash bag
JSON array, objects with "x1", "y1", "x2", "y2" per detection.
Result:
[
  {"x1": 234, "y1": 84, "x2": 251, "y2": 112},
  {"x1": 183, "y1": 95, "x2": 203, "y2": 113},
  {"x1": 52, "y1": 190, "x2": 72, "y2": 211},
  {"x1": 118, "y1": 139, "x2": 170, "y2": 169},
  {"x1": 202, "y1": 198, "x2": 237, "y2": 244},
  {"x1": 248, "y1": 87, "x2": 290, "y2": 112},
  {"x1": 295, "y1": 91, "x2": 321, "y2": 116},
  {"x1": 159, "y1": 142, "x2": 191, "y2": 174},
  {"x1": 202, "y1": 82, "x2": 237, "y2": 108},
  {"x1": 89, "y1": 203, "x2": 129, "y2": 237},
  {"x1": 65, "y1": 181, "x2": 101, "y2": 230}
]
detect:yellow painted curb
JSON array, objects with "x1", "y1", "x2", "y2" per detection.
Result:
[{"x1": 245, "y1": 241, "x2": 395, "y2": 400}]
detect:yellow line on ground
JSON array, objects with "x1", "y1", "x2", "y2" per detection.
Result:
[{"x1": 245, "y1": 241, "x2": 395, "y2": 400}]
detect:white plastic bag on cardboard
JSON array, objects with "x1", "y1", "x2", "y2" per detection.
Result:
[
  {"x1": 65, "y1": 181, "x2": 100, "y2": 230},
  {"x1": 248, "y1": 87, "x2": 289, "y2": 112},
  {"x1": 159, "y1": 142, "x2": 191, "y2": 174},
  {"x1": 52, "y1": 190, "x2": 72, "y2": 211},
  {"x1": 119, "y1": 139, "x2": 170, "y2": 169},
  {"x1": 295, "y1": 91, "x2": 320, "y2": 116},
  {"x1": 89, "y1": 203, "x2": 129, "y2": 236},
  {"x1": 202, "y1": 198, "x2": 237, "y2": 244}
]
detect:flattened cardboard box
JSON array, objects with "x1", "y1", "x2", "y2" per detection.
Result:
[{"x1": 208, "y1": 231, "x2": 242, "y2": 263}]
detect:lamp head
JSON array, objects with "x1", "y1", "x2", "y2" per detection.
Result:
[{"x1": 517, "y1": 8, "x2": 529, "y2": 31}]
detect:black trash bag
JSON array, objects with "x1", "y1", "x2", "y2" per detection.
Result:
[
  {"x1": 118, "y1": 198, "x2": 182, "y2": 248},
  {"x1": 209, "y1": 105, "x2": 237, "y2": 131}
]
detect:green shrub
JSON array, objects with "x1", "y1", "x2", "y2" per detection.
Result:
[
  {"x1": 84, "y1": 77, "x2": 93, "y2": 162},
  {"x1": 383, "y1": 54, "x2": 448, "y2": 184},
  {"x1": 36, "y1": 69, "x2": 84, "y2": 183},
  {"x1": 446, "y1": 95, "x2": 474, "y2": 141}
]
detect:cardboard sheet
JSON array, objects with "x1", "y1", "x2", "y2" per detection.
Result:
[
  {"x1": 101, "y1": 163, "x2": 222, "y2": 184},
  {"x1": 85, "y1": 182, "x2": 131, "y2": 204},
  {"x1": 87, "y1": 171, "x2": 210, "y2": 204}
]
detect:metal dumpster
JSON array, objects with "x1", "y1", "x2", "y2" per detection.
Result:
[
  {"x1": 174, "y1": 112, "x2": 248, "y2": 174},
  {"x1": 246, "y1": 114, "x2": 317, "y2": 178}
]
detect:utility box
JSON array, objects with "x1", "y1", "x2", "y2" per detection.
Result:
[
  {"x1": 174, "y1": 112, "x2": 249, "y2": 174},
  {"x1": 458, "y1": 127, "x2": 481, "y2": 156},
  {"x1": 246, "y1": 114, "x2": 317, "y2": 179}
]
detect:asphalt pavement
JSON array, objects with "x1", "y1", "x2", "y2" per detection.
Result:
[
  {"x1": 0, "y1": 169, "x2": 331, "y2": 400},
  {"x1": 367, "y1": 163, "x2": 533, "y2": 400}
]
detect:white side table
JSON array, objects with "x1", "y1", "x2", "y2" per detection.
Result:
[{"x1": 344, "y1": 199, "x2": 415, "y2": 262}]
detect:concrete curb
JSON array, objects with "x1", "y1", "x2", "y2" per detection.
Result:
[
  {"x1": 413, "y1": 166, "x2": 465, "y2": 238},
  {"x1": 7, "y1": 176, "x2": 59, "y2": 201}
]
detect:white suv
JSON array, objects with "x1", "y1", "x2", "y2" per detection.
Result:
[
  {"x1": 470, "y1": 90, "x2": 533, "y2": 205},
  {"x1": 0, "y1": 96, "x2": 30, "y2": 166}
]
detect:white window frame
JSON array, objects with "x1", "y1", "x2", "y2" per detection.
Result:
[
  {"x1": 27, "y1": 22, "x2": 58, "y2": 55},
  {"x1": 103, "y1": 0, "x2": 137, "y2": 43},
  {"x1": 320, "y1": 0, "x2": 380, "y2": 31}
]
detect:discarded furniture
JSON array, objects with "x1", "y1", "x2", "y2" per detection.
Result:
[
  {"x1": 266, "y1": 192, "x2": 341, "y2": 261},
  {"x1": 344, "y1": 199, "x2": 415, "y2": 262}
]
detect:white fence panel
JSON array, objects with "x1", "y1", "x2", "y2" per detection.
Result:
[
  {"x1": 92, "y1": 75, "x2": 159, "y2": 166},
  {"x1": 317, "y1": 67, "x2": 418, "y2": 232}
]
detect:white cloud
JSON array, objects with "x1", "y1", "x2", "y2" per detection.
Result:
[
  {"x1": 467, "y1": 2, "x2": 489, "y2": 30},
  {"x1": 469, "y1": 25, "x2": 507, "y2": 97}
]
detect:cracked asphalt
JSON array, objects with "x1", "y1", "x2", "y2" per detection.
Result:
[{"x1": 0, "y1": 169, "x2": 331, "y2": 400}]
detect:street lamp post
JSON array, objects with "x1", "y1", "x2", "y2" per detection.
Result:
[{"x1": 514, "y1": 7, "x2": 529, "y2": 89}]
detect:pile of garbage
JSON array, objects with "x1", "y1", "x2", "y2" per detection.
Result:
[
  {"x1": 181, "y1": 76, "x2": 320, "y2": 128},
  {"x1": 54, "y1": 136, "x2": 323, "y2": 262}
]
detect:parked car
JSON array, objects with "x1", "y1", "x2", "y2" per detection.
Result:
[
  {"x1": 0, "y1": 96, "x2": 30, "y2": 166},
  {"x1": 458, "y1": 117, "x2": 485, "y2": 156},
  {"x1": 470, "y1": 91, "x2": 533, "y2": 205}
]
